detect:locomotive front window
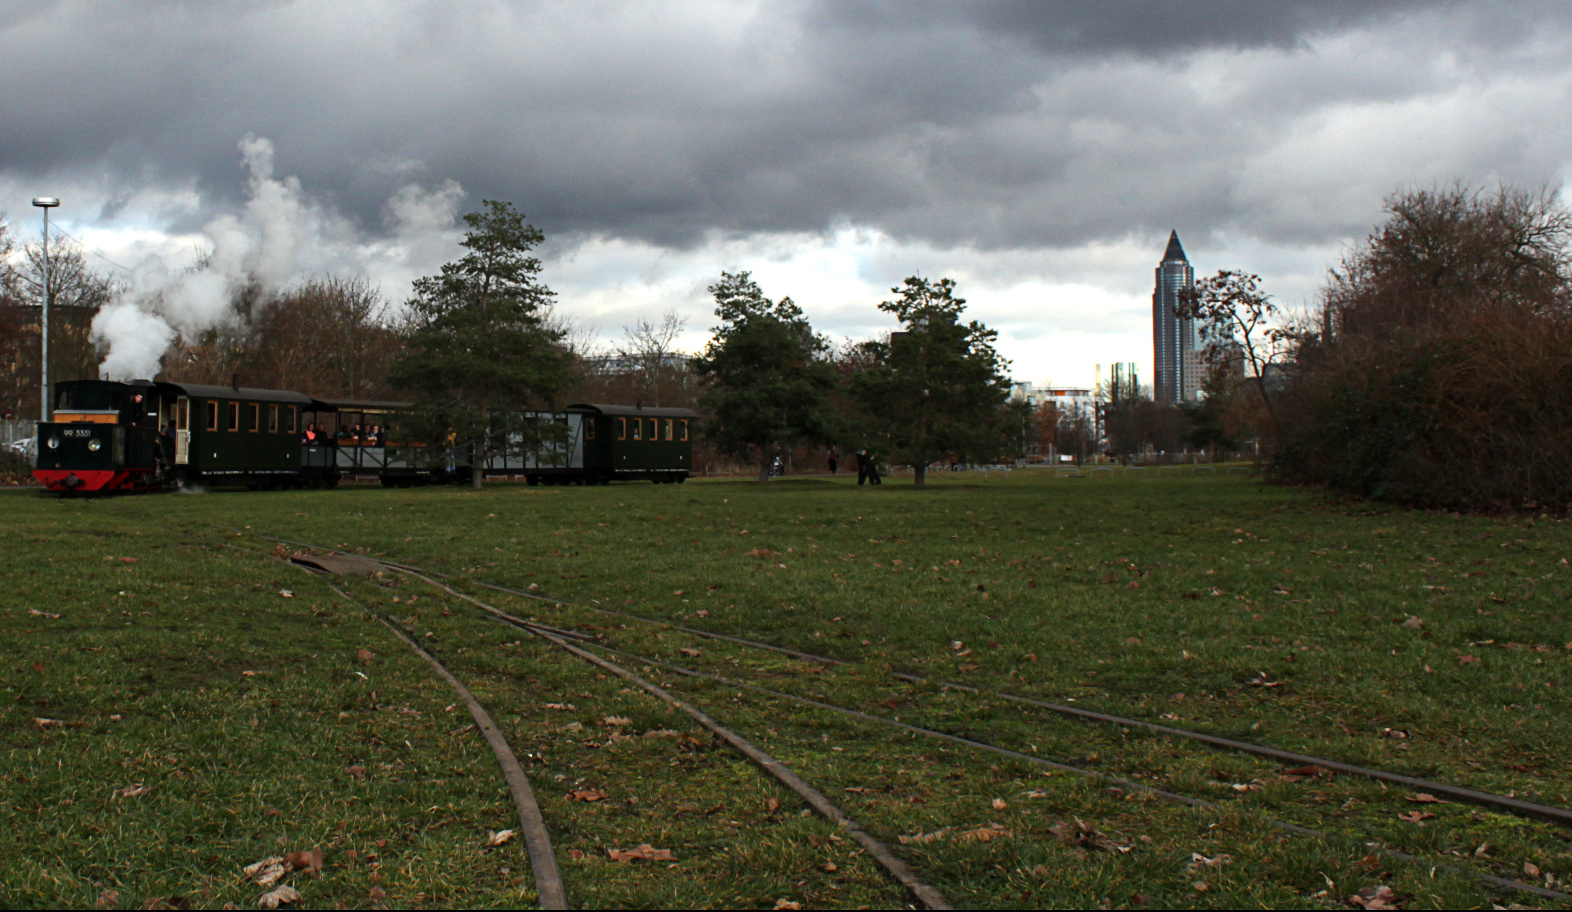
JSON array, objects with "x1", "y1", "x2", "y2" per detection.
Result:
[
  {"x1": 268, "y1": 405, "x2": 278, "y2": 433},
  {"x1": 631, "y1": 419, "x2": 641, "y2": 441},
  {"x1": 207, "y1": 401, "x2": 219, "y2": 431},
  {"x1": 679, "y1": 419, "x2": 689, "y2": 442},
  {"x1": 228, "y1": 402, "x2": 239, "y2": 432},
  {"x1": 664, "y1": 419, "x2": 673, "y2": 441},
  {"x1": 617, "y1": 418, "x2": 627, "y2": 440}
]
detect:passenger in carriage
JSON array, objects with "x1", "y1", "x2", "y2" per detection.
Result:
[{"x1": 303, "y1": 424, "x2": 317, "y2": 444}]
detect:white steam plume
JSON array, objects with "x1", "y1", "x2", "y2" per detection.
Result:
[{"x1": 92, "y1": 135, "x2": 465, "y2": 380}]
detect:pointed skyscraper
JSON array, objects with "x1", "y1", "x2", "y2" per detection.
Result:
[{"x1": 1152, "y1": 231, "x2": 1198, "y2": 404}]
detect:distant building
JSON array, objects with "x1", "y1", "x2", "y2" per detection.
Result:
[
  {"x1": 1010, "y1": 381, "x2": 1097, "y2": 415},
  {"x1": 1152, "y1": 230, "x2": 1199, "y2": 403}
]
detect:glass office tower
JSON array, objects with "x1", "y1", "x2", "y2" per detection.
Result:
[{"x1": 1152, "y1": 231, "x2": 1197, "y2": 403}]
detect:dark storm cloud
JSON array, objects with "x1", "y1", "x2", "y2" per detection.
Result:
[{"x1": 2, "y1": 0, "x2": 1570, "y2": 254}]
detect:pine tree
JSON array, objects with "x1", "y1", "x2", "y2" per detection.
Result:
[
  {"x1": 852, "y1": 277, "x2": 1011, "y2": 486},
  {"x1": 388, "y1": 201, "x2": 571, "y2": 488},
  {"x1": 693, "y1": 272, "x2": 837, "y2": 482}
]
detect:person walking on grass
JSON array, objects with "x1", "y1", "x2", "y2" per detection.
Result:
[
  {"x1": 827, "y1": 447, "x2": 839, "y2": 474},
  {"x1": 857, "y1": 449, "x2": 882, "y2": 486}
]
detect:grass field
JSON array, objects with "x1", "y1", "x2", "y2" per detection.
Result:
[{"x1": 2, "y1": 470, "x2": 1570, "y2": 909}]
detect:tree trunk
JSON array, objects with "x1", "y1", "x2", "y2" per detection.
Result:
[
  {"x1": 757, "y1": 451, "x2": 771, "y2": 482},
  {"x1": 913, "y1": 463, "x2": 927, "y2": 487},
  {"x1": 471, "y1": 434, "x2": 485, "y2": 489}
]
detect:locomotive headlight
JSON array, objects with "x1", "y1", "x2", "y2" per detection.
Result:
[
  {"x1": 47, "y1": 436, "x2": 59, "y2": 450},
  {"x1": 87, "y1": 439, "x2": 103, "y2": 452}
]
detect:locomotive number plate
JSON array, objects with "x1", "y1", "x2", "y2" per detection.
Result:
[{"x1": 64, "y1": 428, "x2": 94, "y2": 438}]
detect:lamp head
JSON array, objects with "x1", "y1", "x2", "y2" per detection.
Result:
[{"x1": 32, "y1": 197, "x2": 59, "y2": 208}]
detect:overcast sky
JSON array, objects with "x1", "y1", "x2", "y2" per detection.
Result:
[{"x1": 3, "y1": 0, "x2": 1570, "y2": 386}]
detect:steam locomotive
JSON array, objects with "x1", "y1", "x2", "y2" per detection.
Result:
[{"x1": 33, "y1": 379, "x2": 697, "y2": 493}]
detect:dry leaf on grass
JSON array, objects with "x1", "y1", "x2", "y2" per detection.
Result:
[
  {"x1": 356, "y1": 648, "x2": 374, "y2": 662},
  {"x1": 283, "y1": 849, "x2": 322, "y2": 873},
  {"x1": 1457, "y1": 654, "x2": 1480, "y2": 664},
  {"x1": 601, "y1": 715, "x2": 632, "y2": 727},
  {"x1": 117, "y1": 783, "x2": 152, "y2": 798},
  {"x1": 773, "y1": 901, "x2": 802, "y2": 911},
  {"x1": 257, "y1": 885, "x2": 301, "y2": 909},
  {"x1": 957, "y1": 825, "x2": 1010, "y2": 842},
  {"x1": 95, "y1": 890, "x2": 119, "y2": 909},
  {"x1": 765, "y1": 797, "x2": 781, "y2": 813},
  {"x1": 1525, "y1": 862, "x2": 1542, "y2": 877},
  {"x1": 1400, "y1": 615, "x2": 1424, "y2": 629},
  {"x1": 28, "y1": 609, "x2": 61, "y2": 619},
  {"x1": 679, "y1": 648, "x2": 702, "y2": 658},
  {"x1": 544, "y1": 703, "x2": 575, "y2": 711},
  {"x1": 1189, "y1": 853, "x2": 1232, "y2": 869},
  {"x1": 569, "y1": 789, "x2": 606, "y2": 802},
  {"x1": 607, "y1": 843, "x2": 674, "y2": 862},
  {"x1": 1048, "y1": 819, "x2": 1129, "y2": 852},
  {"x1": 1397, "y1": 811, "x2": 1434, "y2": 823},
  {"x1": 488, "y1": 830, "x2": 516, "y2": 847},
  {"x1": 33, "y1": 717, "x2": 64, "y2": 729},
  {"x1": 1406, "y1": 793, "x2": 1444, "y2": 804},
  {"x1": 990, "y1": 797, "x2": 1007, "y2": 810},
  {"x1": 243, "y1": 857, "x2": 288, "y2": 887},
  {"x1": 1348, "y1": 884, "x2": 1407, "y2": 909},
  {"x1": 821, "y1": 861, "x2": 838, "y2": 872},
  {"x1": 279, "y1": 590, "x2": 294, "y2": 599},
  {"x1": 898, "y1": 828, "x2": 950, "y2": 845}
]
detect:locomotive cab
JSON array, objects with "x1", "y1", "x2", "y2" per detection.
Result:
[{"x1": 34, "y1": 379, "x2": 173, "y2": 493}]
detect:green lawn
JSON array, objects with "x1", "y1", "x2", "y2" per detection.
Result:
[{"x1": 2, "y1": 470, "x2": 1569, "y2": 909}]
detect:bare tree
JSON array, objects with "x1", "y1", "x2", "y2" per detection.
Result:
[
  {"x1": 615, "y1": 309, "x2": 692, "y2": 409},
  {"x1": 1177, "y1": 270, "x2": 1289, "y2": 427}
]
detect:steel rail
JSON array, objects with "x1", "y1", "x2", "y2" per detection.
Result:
[
  {"x1": 485, "y1": 616, "x2": 1572, "y2": 905},
  {"x1": 219, "y1": 526, "x2": 1572, "y2": 831},
  {"x1": 400, "y1": 569, "x2": 952, "y2": 910}
]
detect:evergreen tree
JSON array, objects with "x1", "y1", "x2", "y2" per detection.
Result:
[
  {"x1": 388, "y1": 200, "x2": 571, "y2": 488},
  {"x1": 852, "y1": 277, "x2": 1011, "y2": 486},
  {"x1": 693, "y1": 271, "x2": 836, "y2": 482}
]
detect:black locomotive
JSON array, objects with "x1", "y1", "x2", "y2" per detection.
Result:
[{"x1": 34, "y1": 379, "x2": 697, "y2": 493}]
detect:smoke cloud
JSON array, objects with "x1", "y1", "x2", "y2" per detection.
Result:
[{"x1": 91, "y1": 134, "x2": 465, "y2": 380}]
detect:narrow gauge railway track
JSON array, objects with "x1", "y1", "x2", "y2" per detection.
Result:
[
  {"x1": 219, "y1": 527, "x2": 1572, "y2": 903},
  {"x1": 278, "y1": 546, "x2": 952, "y2": 909},
  {"x1": 233, "y1": 526, "x2": 1572, "y2": 830}
]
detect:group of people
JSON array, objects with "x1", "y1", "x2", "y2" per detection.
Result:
[
  {"x1": 826, "y1": 447, "x2": 882, "y2": 485},
  {"x1": 302, "y1": 423, "x2": 386, "y2": 446}
]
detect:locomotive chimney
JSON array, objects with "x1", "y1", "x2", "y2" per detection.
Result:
[{"x1": 231, "y1": 374, "x2": 240, "y2": 392}]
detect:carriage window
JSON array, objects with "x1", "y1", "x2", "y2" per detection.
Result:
[
  {"x1": 248, "y1": 404, "x2": 260, "y2": 432},
  {"x1": 207, "y1": 401, "x2": 219, "y2": 431},
  {"x1": 268, "y1": 405, "x2": 278, "y2": 433},
  {"x1": 679, "y1": 419, "x2": 689, "y2": 442},
  {"x1": 585, "y1": 420, "x2": 596, "y2": 441},
  {"x1": 176, "y1": 399, "x2": 189, "y2": 431},
  {"x1": 664, "y1": 419, "x2": 673, "y2": 441},
  {"x1": 631, "y1": 418, "x2": 642, "y2": 441},
  {"x1": 287, "y1": 406, "x2": 297, "y2": 434},
  {"x1": 617, "y1": 417, "x2": 627, "y2": 440},
  {"x1": 648, "y1": 418, "x2": 657, "y2": 441}
]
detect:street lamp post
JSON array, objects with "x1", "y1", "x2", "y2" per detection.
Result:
[{"x1": 32, "y1": 197, "x2": 59, "y2": 422}]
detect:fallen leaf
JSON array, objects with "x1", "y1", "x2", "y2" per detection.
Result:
[
  {"x1": 773, "y1": 901, "x2": 802, "y2": 911},
  {"x1": 241, "y1": 671, "x2": 257, "y2": 677},
  {"x1": 821, "y1": 861, "x2": 838, "y2": 872},
  {"x1": 28, "y1": 609, "x2": 62, "y2": 619},
  {"x1": 991, "y1": 797, "x2": 1007, "y2": 810},
  {"x1": 569, "y1": 789, "x2": 606, "y2": 802},
  {"x1": 367, "y1": 886, "x2": 386, "y2": 900},
  {"x1": 1280, "y1": 764, "x2": 1332, "y2": 779},
  {"x1": 898, "y1": 829, "x2": 949, "y2": 845},
  {"x1": 765, "y1": 797, "x2": 780, "y2": 813},
  {"x1": 1457, "y1": 654, "x2": 1480, "y2": 664},
  {"x1": 259, "y1": 885, "x2": 302, "y2": 909},
  {"x1": 31, "y1": 661, "x2": 45, "y2": 673},
  {"x1": 601, "y1": 715, "x2": 632, "y2": 727},
  {"x1": 96, "y1": 890, "x2": 120, "y2": 909},
  {"x1": 1397, "y1": 811, "x2": 1434, "y2": 823},
  {"x1": 607, "y1": 843, "x2": 674, "y2": 862},
  {"x1": 356, "y1": 648, "x2": 374, "y2": 662},
  {"x1": 279, "y1": 590, "x2": 294, "y2": 599},
  {"x1": 488, "y1": 829, "x2": 516, "y2": 847},
  {"x1": 1348, "y1": 884, "x2": 1407, "y2": 909},
  {"x1": 121, "y1": 557, "x2": 137, "y2": 563},
  {"x1": 1400, "y1": 615, "x2": 1424, "y2": 629},
  {"x1": 957, "y1": 825, "x2": 1011, "y2": 842},
  {"x1": 117, "y1": 783, "x2": 152, "y2": 798},
  {"x1": 1190, "y1": 853, "x2": 1233, "y2": 869},
  {"x1": 283, "y1": 849, "x2": 322, "y2": 873},
  {"x1": 1182, "y1": 650, "x2": 1195, "y2": 660},
  {"x1": 33, "y1": 717, "x2": 64, "y2": 729},
  {"x1": 345, "y1": 765, "x2": 366, "y2": 779},
  {"x1": 1049, "y1": 818, "x2": 1127, "y2": 852},
  {"x1": 544, "y1": 703, "x2": 575, "y2": 711},
  {"x1": 679, "y1": 647, "x2": 702, "y2": 658},
  {"x1": 1406, "y1": 793, "x2": 1444, "y2": 804},
  {"x1": 1192, "y1": 880, "x2": 1208, "y2": 892},
  {"x1": 243, "y1": 856, "x2": 288, "y2": 887},
  {"x1": 1524, "y1": 862, "x2": 1541, "y2": 877}
]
